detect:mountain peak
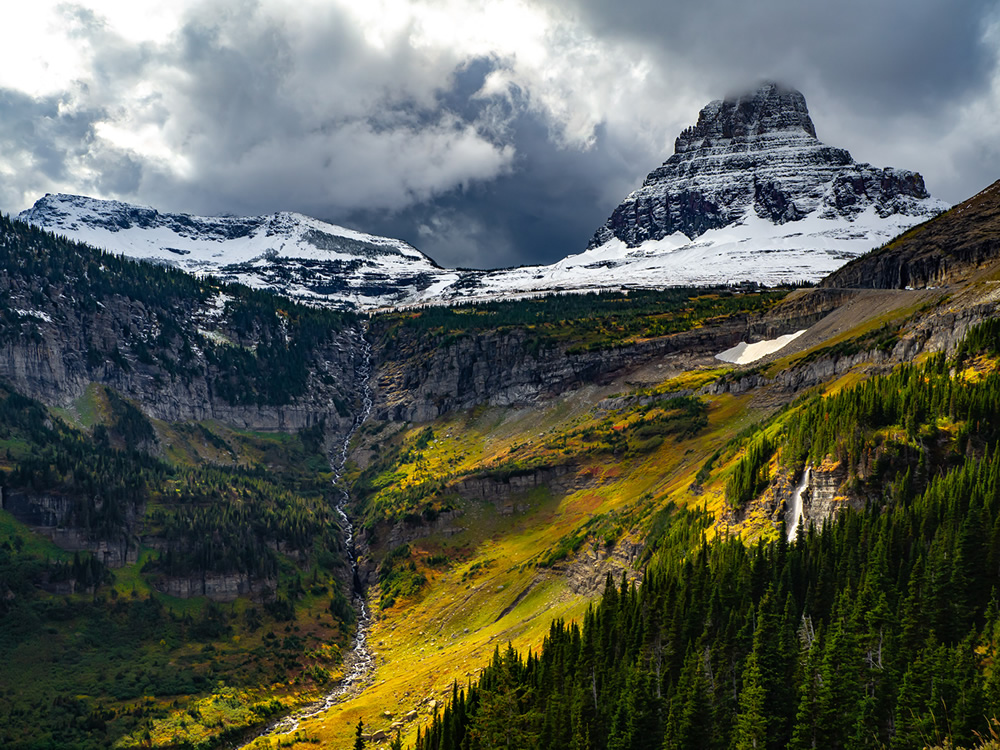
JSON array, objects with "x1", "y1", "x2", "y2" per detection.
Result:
[
  {"x1": 18, "y1": 194, "x2": 445, "y2": 310},
  {"x1": 675, "y1": 82, "x2": 817, "y2": 155},
  {"x1": 587, "y1": 84, "x2": 943, "y2": 253}
]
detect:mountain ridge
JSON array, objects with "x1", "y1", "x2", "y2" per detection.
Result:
[
  {"x1": 18, "y1": 84, "x2": 949, "y2": 309},
  {"x1": 18, "y1": 193, "x2": 448, "y2": 310},
  {"x1": 3, "y1": 171, "x2": 1000, "y2": 747},
  {"x1": 821, "y1": 178, "x2": 1000, "y2": 289}
]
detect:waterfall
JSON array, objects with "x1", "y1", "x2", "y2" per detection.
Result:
[{"x1": 786, "y1": 467, "x2": 810, "y2": 543}]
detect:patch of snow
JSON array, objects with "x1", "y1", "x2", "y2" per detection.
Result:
[
  {"x1": 716, "y1": 329, "x2": 807, "y2": 364},
  {"x1": 14, "y1": 308, "x2": 53, "y2": 323},
  {"x1": 206, "y1": 292, "x2": 233, "y2": 317},
  {"x1": 197, "y1": 328, "x2": 232, "y2": 346}
]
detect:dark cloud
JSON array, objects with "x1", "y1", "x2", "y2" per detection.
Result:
[
  {"x1": 344, "y1": 100, "x2": 645, "y2": 268},
  {"x1": 3, "y1": 1, "x2": 1000, "y2": 267},
  {"x1": 565, "y1": 0, "x2": 998, "y2": 116},
  {"x1": 130, "y1": 3, "x2": 516, "y2": 221},
  {"x1": 0, "y1": 87, "x2": 107, "y2": 210}
]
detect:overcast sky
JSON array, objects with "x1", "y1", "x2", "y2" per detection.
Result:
[{"x1": 3, "y1": 0, "x2": 999, "y2": 268}]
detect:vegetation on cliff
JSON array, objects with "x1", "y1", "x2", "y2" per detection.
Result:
[
  {"x1": 410, "y1": 321, "x2": 1000, "y2": 750},
  {"x1": 0, "y1": 384, "x2": 356, "y2": 748},
  {"x1": 0, "y1": 213, "x2": 355, "y2": 407},
  {"x1": 375, "y1": 287, "x2": 789, "y2": 353}
]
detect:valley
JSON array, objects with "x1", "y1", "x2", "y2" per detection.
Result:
[
  {"x1": 244, "y1": 261, "x2": 1000, "y2": 748},
  {"x1": 5, "y1": 195, "x2": 1000, "y2": 745}
]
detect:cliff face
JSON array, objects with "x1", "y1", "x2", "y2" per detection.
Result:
[
  {"x1": 152, "y1": 573, "x2": 275, "y2": 602},
  {"x1": 0, "y1": 220, "x2": 365, "y2": 435},
  {"x1": 371, "y1": 316, "x2": 772, "y2": 422},
  {"x1": 0, "y1": 313, "x2": 362, "y2": 434},
  {"x1": 822, "y1": 180, "x2": 1000, "y2": 289},
  {"x1": 1, "y1": 489, "x2": 139, "y2": 567}
]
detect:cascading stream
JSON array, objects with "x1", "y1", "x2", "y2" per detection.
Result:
[
  {"x1": 235, "y1": 325, "x2": 375, "y2": 746},
  {"x1": 787, "y1": 466, "x2": 810, "y2": 543}
]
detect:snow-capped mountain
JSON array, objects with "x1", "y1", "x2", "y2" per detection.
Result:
[
  {"x1": 17, "y1": 193, "x2": 457, "y2": 309},
  {"x1": 567, "y1": 82, "x2": 947, "y2": 287},
  {"x1": 18, "y1": 83, "x2": 948, "y2": 308}
]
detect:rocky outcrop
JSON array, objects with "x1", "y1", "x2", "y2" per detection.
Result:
[
  {"x1": 2, "y1": 490, "x2": 76, "y2": 528},
  {"x1": 2, "y1": 489, "x2": 139, "y2": 567},
  {"x1": 450, "y1": 464, "x2": 596, "y2": 511},
  {"x1": 152, "y1": 573, "x2": 275, "y2": 602},
  {"x1": 781, "y1": 460, "x2": 859, "y2": 534},
  {"x1": 372, "y1": 313, "x2": 806, "y2": 422},
  {"x1": 822, "y1": 180, "x2": 1000, "y2": 290},
  {"x1": 752, "y1": 288, "x2": 860, "y2": 339},
  {"x1": 0, "y1": 266, "x2": 362, "y2": 434},
  {"x1": 771, "y1": 461, "x2": 859, "y2": 536},
  {"x1": 379, "y1": 510, "x2": 465, "y2": 550},
  {"x1": 589, "y1": 82, "x2": 942, "y2": 250},
  {"x1": 563, "y1": 538, "x2": 644, "y2": 597}
]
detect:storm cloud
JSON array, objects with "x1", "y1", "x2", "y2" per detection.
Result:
[{"x1": 2, "y1": 0, "x2": 999, "y2": 267}]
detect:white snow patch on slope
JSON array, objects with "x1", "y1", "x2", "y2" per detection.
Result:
[
  {"x1": 15, "y1": 309, "x2": 54, "y2": 323},
  {"x1": 716, "y1": 329, "x2": 807, "y2": 364}
]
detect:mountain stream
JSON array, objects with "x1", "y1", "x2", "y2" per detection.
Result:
[{"x1": 235, "y1": 327, "x2": 375, "y2": 746}]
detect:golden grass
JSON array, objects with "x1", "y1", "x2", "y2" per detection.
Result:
[{"x1": 262, "y1": 380, "x2": 781, "y2": 748}]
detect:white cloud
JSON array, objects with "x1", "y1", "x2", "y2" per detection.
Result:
[{"x1": 0, "y1": 0, "x2": 694, "y2": 213}]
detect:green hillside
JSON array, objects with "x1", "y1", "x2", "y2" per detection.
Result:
[{"x1": 412, "y1": 321, "x2": 1000, "y2": 750}]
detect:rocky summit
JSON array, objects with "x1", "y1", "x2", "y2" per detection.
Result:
[
  {"x1": 590, "y1": 83, "x2": 936, "y2": 247},
  {"x1": 561, "y1": 82, "x2": 947, "y2": 288}
]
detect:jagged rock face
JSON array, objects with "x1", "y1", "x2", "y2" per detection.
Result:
[
  {"x1": 371, "y1": 318, "x2": 757, "y2": 422},
  {"x1": 589, "y1": 83, "x2": 938, "y2": 250},
  {"x1": 152, "y1": 573, "x2": 273, "y2": 602},
  {"x1": 2, "y1": 490, "x2": 139, "y2": 567},
  {"x1": 371, "y1": 304, "x2": 828, "y2": 423},
  {"x1": 0, "y1": 272, "x2": 361, "y2": 433}
]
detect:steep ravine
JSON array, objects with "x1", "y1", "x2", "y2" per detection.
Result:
[{"x1": 234, "y1": 327, "x2": 377, "y2": 747}]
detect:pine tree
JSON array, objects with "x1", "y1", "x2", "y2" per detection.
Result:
[{"x1": 732, "y1": 651, "x2": 767, "y2": 750}]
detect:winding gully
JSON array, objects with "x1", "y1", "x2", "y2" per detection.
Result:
[{"x1": 236, "y1": 327, "x2": 376, "y2": 747}]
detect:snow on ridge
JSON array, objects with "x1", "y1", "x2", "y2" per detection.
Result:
[
  {"x1": 464, "y1": 205, "x2": 945, "y2": 300},
  {"x1": 18, "y1": 193, "x2": 429, "y2": 265},
  {"x1": 16, "y1": 188, "x2": 948, "y2": 311}
]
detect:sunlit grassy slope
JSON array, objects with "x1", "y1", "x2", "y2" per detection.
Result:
[
  {"x1": 259, "y1": 368, "x2": 836, "y2": 748},
  {"x1": 253, "y1": 283, "x2": 979, "y2": 749}
]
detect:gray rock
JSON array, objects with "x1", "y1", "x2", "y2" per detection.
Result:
[{"x1": 588, "y1": 82, "x2": 939, "y2": 250}]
